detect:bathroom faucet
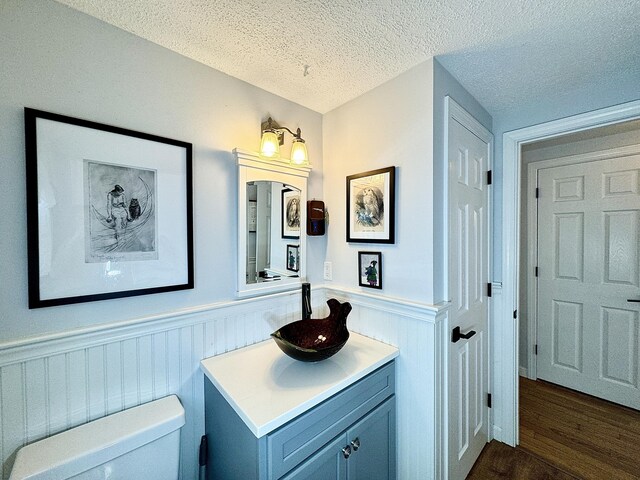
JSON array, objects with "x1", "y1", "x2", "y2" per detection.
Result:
[{"x1": 302, "y1": 283, "x2": 312, "y2": 319}]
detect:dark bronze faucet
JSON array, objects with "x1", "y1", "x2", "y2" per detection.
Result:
[{"x1": 302, "y1": 282, "x2": 312, "y2": 320}]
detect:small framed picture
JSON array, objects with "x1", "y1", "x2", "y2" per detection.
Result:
[
  {"x1": 286, "y1": 244, "x2": 300, "y2": 272},
  {"x1": 347, "y1": 166, "x2": 395, "y2": 243},
  {"x1": 358, "y1": 251, "x2": 382, "y2": 289},
  {"x1": 281, "y1": 188, "x2": 301, "y2": 239},
  {"x1": 247, "y1": 200, "x2": 257, "y2": 232}
]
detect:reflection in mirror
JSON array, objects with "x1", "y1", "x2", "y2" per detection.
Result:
[{"x1": 246, "y1": 181, "x2": 300, "y2": 284}]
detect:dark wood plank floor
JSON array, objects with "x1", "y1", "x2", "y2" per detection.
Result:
[
  {"x1": 468, "y1": 377, "x2": 640, "y2": 479},
  {"x1": 467, "y1": 440, "x2": 579, "y2": 479},
  {"x1": 519, "y1": 377, "x2": 640, "y2": 479}
]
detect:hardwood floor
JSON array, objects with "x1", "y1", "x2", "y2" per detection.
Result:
[
  {"x1": 467, "y1": 440, "x2": 579, "y2": 479},
  {"x1": 520, "y1": 377, "x2": 640, "y2": 479},
  {"x1": 467, "y1": 377, "x2": 640, "y2": 479}
]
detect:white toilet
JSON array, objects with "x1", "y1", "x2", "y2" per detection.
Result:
[{"x1": 9, "y1": 395, "x2": 185, "y2": 480}]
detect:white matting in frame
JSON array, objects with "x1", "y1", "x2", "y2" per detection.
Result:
[
  {"x1": 25, "y1": 108, "x2": 193, "y2": 308},
  {"x1": 346, "y1": 166, "x2": 395, "y2": 243}
]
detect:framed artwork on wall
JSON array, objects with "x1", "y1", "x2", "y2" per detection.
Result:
[
  {"x1": 286, "y1": 244, "x2": 300, "y2": 272},
  {"x1": 346, "y1": 166, "x2": 395, "y2": 243},
  {"x1": 25, "y1": 108, "x2": 194, "y2": 308},
  {"x1": 358, "y1": 251, "x2": 382, "y2": 289},
  {"x1": 248, "y1": 200, "x2": 257, "y2": 232},
  {"x1": 281, "y1": 188, "x2": 301, "y2": 239}
]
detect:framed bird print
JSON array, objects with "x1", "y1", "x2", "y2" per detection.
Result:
[
  {"x1": 24, "y1": 108, "x2": 194, "y2": 308},
  {"x1": 286, "y1": 244, "x2": 300, "y2": 272},
  {"x1": 281, "y1": 188, "x2": 301, "y2": 239},
  {"x1": 358, "y1": 251, "x2": 382, "y2": 289},
  {"x1": 346, "y1": 166, "x2": 395, "y2": 243}
]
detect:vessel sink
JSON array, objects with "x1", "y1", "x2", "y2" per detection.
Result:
[{"x1": 271, "y1": 299, "x2": 352, "y2": 362}]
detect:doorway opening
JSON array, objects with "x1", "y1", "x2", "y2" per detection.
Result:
[{"x1": 496, "y1": 99, "x2": 640, "y2": 447}]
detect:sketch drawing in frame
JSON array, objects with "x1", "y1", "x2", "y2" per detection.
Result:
[
  {"x1": 25, "y1": 108, "x2": 194, "y2": 308},
  {"x1": 346, "y1": 166, "x2": 395, "y2": 243},
  {"x1": 286, "y1": 244, "x2": 300, "y2": 272},
  {"x1": 85, "y1": 161, "x2": 158, "y2": 263},
  {"x1": 358, "y1": 251, "x2": 382, "y2": 289},
  {"x1": 282, "y1": 188, "x2": 301, "y2": 239}
]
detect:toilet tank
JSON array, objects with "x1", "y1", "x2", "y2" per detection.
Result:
[{"x1": 9, "y1": 395, "x2": 185, "y2": 480}]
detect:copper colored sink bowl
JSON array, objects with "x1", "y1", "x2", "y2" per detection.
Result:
[{"x1": 271, "y1": 299, "x2": 352, "y2": 362}]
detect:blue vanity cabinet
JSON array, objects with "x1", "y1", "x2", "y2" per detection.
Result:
[
  {"x1": 281, "y1": 396, "x2": 396, "y2": 480},
  {"x1": 204, "y1": 361, "x2": 396, "y2": 480},
  {"x1": 346, "y1": 396, "x2": 396, "y2": 479},
  {"x1": 280, "y1": 434, "x2": 347, "y2": 479}
]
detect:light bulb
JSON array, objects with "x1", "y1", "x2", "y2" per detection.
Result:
[
  {"x1": 290, "y1": 139, "x2": 309, "y2": 166},
  {"x1": 260, "y1": 131, "x2": 280, "y2": 158}
]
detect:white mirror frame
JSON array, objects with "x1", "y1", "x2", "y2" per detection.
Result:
[{"x1": 234, "y1": 148, "x2": 311, "y2": 298}]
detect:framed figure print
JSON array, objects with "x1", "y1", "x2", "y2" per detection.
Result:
[
  {"x1": 346, "y1": 166, "x2": 395, "y2": 243},
  {"x1": 281, "y1": 188, "x2": 301, "y2": 239},
  {"x1": 358, "y1": 251, "x2": 382, "y2": 289},
  {"x1": 286, "y1": 244, "x2": 300, "y2": 272},
  {"x1": 25, "y1": 108, "x2": 194, "y2": 308}
]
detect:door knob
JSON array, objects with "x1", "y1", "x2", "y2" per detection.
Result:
[
  {"x1": 452, "y1": 326, "x2": 476, "y2": 343},
  {"x1": 627, "y1": 299, "x2": 640, "y2": 303}
]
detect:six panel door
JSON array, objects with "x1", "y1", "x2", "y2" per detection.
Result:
[
  {"x1": 447, "y1": 117, "x2": 490, "y2": 479},
  {"x1": 537, "y1": 155, "x2": 640, "y2": 409}
]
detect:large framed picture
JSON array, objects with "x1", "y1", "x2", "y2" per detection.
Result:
[
  {"x1": 286, "y1": 244, "x2": 300, "y2": 272},
  {"x1": 346, "y1": 166, "x2": 395, "y2": 243},
  {"x1": 358, "y1": 251, "x2": 382, "y2": 289},
  {"x1": 25, "y1": 108, "x2": 194, "y2": 308},
  {"x1": 281, "y1": 188, "x2": 301, "y2": 239}
]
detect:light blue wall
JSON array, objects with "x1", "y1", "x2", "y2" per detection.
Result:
[
  {"x1": 0, "y1": 0, "x2": 323, "y2": 343},
  {"x1": 491, "y1": 81, "x2": 640, "y2": 280},
  {"x1": 432, "y1": 59, "x2": 492, "y2": 303},
  {"x1": 322, "y1": 61, "x2": 437, "y2": 303}
]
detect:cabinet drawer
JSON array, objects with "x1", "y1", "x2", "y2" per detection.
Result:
[{"x1": 268, "y1": 361, "x2": 395, "y2": 479}]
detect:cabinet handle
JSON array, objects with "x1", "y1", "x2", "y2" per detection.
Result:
[
  {"x1": 342, "y1": 445, "x2": 352, "y2": 459},
  {"x1": 350, "y1": 437, "x2": 360, "y2": 451}
]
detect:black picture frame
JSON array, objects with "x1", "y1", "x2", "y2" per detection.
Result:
[
  {"x1": 358, "y1": 251, "x2": 382, "y2": 289},
  {"x1": 346, "y1": 166, "x2": 395, "y2": 243},
  {"x1": 25, "y1": 108, "x2": 194, "y2": 308},
  {"x1": 286, "y1": 244, "x2": 300, "y2": 272},
  {"x1": 281, "y1": 188, "x2": 301, "y2": 239}
]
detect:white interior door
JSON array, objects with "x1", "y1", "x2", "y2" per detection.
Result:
[
  {"x1": 447, "y1": 111, "x2": 490, "y2": 479},
  {"x1": 537, "y1": 155, "x2": 640, "y2": 409}
]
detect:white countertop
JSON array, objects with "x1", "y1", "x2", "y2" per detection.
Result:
[{"x1": 200, "y1": 332, "x2": 398, "y2": 437}]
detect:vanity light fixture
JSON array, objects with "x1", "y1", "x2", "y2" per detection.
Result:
[{"x1": 260, "y1": 117, "x2": 309, "y2": 166}]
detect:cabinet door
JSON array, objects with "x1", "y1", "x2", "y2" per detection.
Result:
[
  {"x1": 281, "y1": 434, "x2": 347, "y2": 480},
  {"x1": 346, "y1": 397, "x2": 396, "y2": 480}
]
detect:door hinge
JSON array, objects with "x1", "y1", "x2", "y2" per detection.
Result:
[
  {"x1": 199, "y1": 435, "x2": 208, "y2": 467},
  {"x1": 487, "y1": 170, "x2": 492, "y2": 185},
  {"x1": 535, "y1": 187, "x2": 540, "y2": 198},
  {"x1": 513, "y1": 309, "x2": 517, "y2": 319},
  {"x1": 535, "y1": 266, "x2": 539, "y2": 277},
  {"x1": 487, "y1": 283, "x2": 492, "y2": 297},
  {"x1": 534, "y1": 344, "x2": 538, "y2": 355},
  {"x1": 487, "y1": 393, "x2": 492, "y2": 408}
]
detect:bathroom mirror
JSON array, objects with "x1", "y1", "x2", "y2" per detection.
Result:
[{"x1": 235, "y1": 149, "x2": 310, "y2": 297}]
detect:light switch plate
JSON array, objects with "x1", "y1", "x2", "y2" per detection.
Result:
[{"x1": 323, "y1": 262, "x2": 332, "y2": 280}]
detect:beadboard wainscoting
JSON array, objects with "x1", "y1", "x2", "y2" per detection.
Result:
[
  {"x1": 324, "y1": 287, "x2": 449, "y2": 480},
  {"x1": 0, "y1": 287, "x2": 449, "y2": 480},
  {"x1": 0, "y1": 291, "x2": 307, "y2": 480}
]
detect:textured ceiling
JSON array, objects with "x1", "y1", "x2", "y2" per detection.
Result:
[{"x1": 55, "y1": 0, "x2": 640, "y2": 115}]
